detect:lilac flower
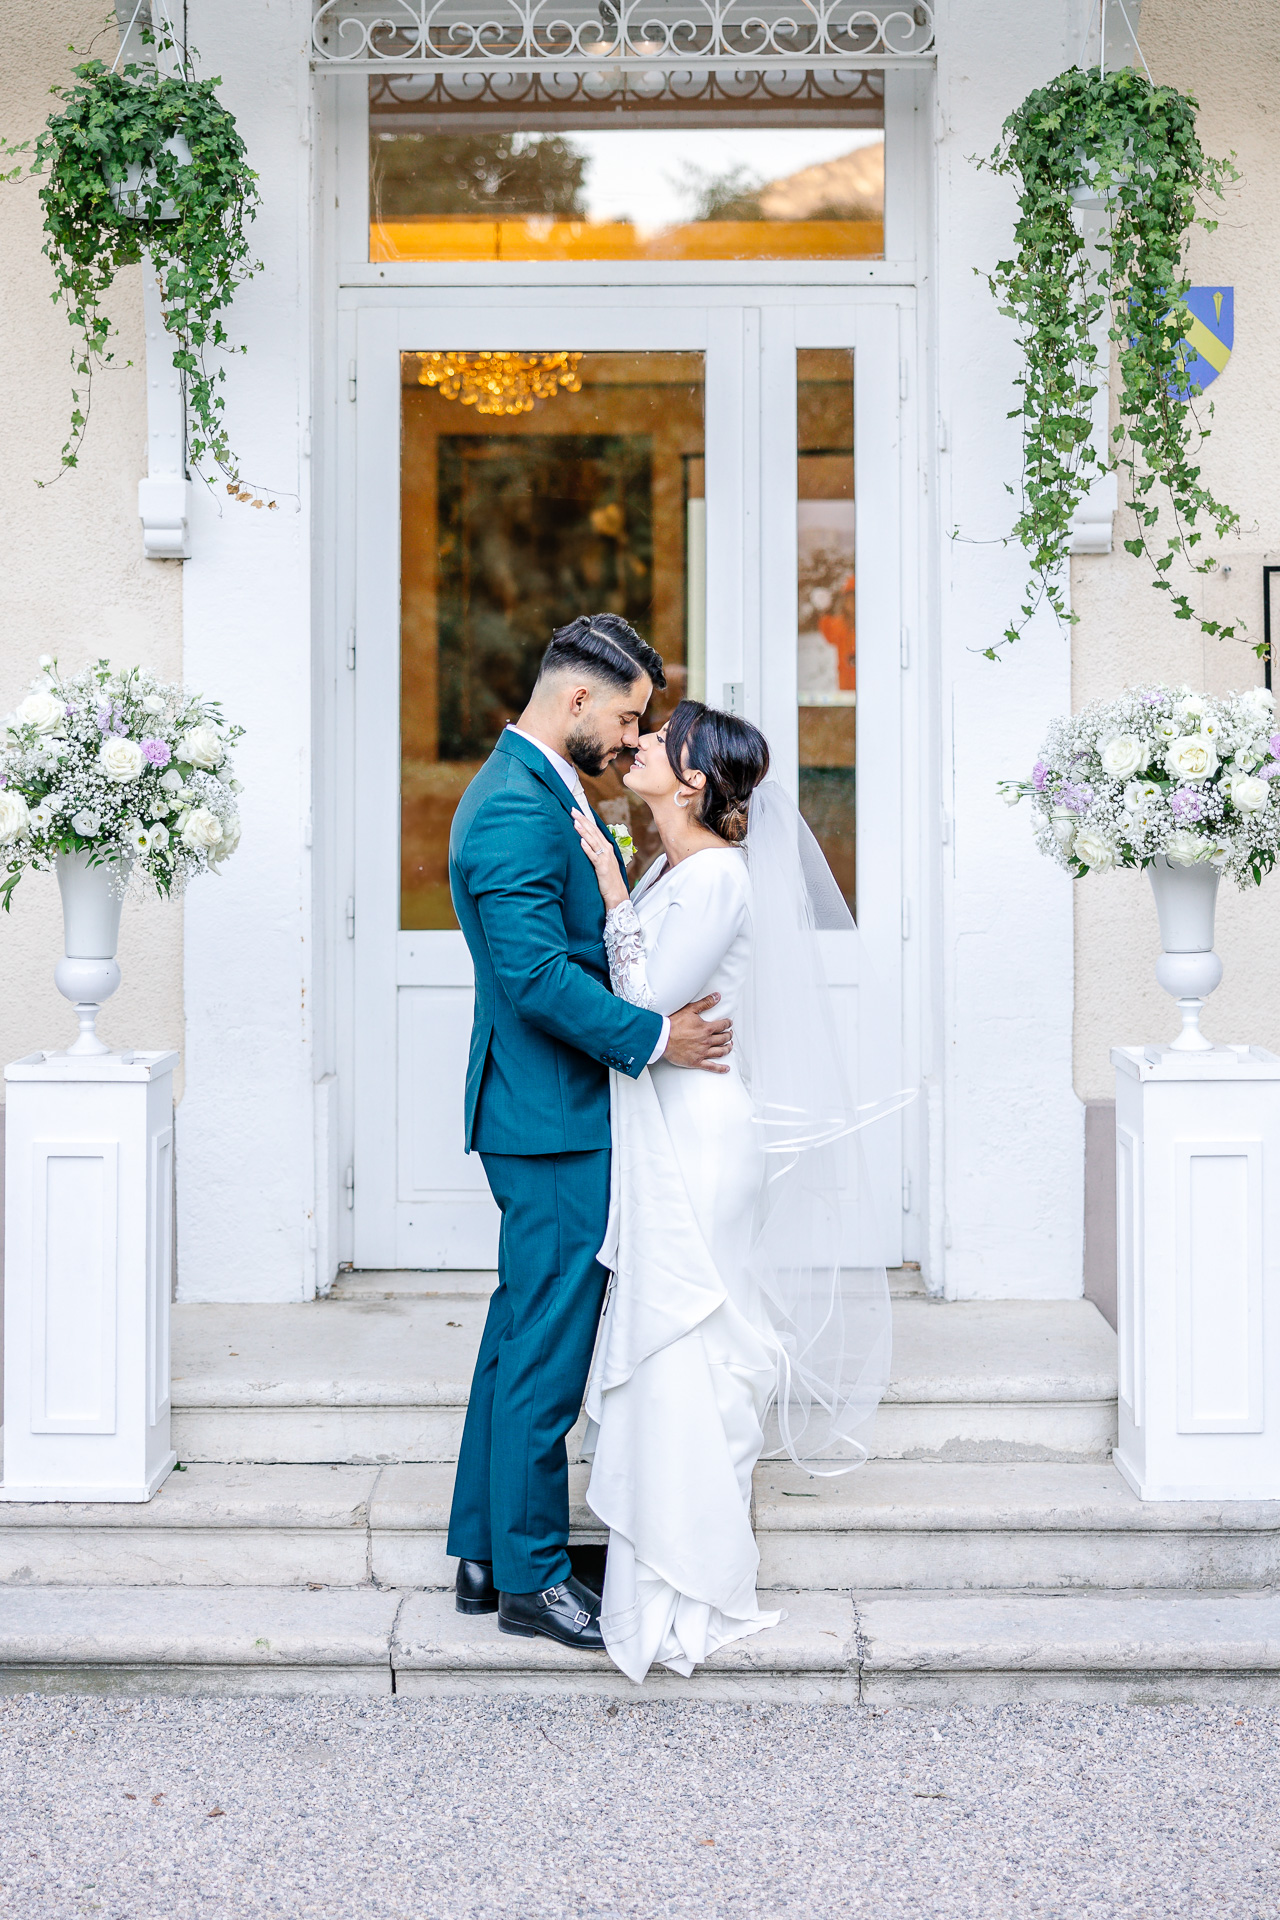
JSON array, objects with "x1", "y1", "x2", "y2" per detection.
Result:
[
  {"x1": 1031, "y1": 760, "x2": 1049, "y2": 792},
  {"x1": 140, "y1": 737, "x2": 172, "y2": 768},
  {"x1": 95, "y1": 704, "x2": 112, "y2": 732},
  {"x1": 1060, "y1": 781, "x2": 1094, "y2": 814},
  {"x1": 1170, "y1": 787, "x2": 1205, "y2": 824},
  {"x1": 1270, "y1": 733, "x2": 1280, "y2": 759}
]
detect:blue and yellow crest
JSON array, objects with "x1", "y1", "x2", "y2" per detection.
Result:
[{"x1": 1171, "y1": 287, "x2": 1233, "y2": 398}]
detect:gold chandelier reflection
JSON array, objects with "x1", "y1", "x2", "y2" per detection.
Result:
[{"x1": 414, "y1": 350, "x2": 583, "y2": 416}]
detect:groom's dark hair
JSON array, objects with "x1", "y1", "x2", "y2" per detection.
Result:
[{"x1": 537, "y1": 613, "x2": 666, "y2": 696}]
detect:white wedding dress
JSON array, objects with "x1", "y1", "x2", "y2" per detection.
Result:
[{"x1": 583, "y1": 847, "x2": 784, "y2": 1682}]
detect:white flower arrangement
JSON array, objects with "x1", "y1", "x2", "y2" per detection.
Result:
[
  {"x1": 1002, "y1": 685, "x2": 1280, "y2": 887},
  {"x1": 0, "y1": 656, "x2": 243, "y2": 909}
]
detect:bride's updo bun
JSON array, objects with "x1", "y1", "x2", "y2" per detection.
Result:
[{"x1": 662, "y1": 699, "x2": 770, "y2": 845}]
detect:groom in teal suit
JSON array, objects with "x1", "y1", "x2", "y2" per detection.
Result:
[{"x1": 446, "y1": 613, "x2": 732, "y2": 1649}]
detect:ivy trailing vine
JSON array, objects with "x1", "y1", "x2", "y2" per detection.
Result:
[
  {"x1": 981, "y1": 66, "x2": 1239, "y2": 659},
  {"x1": 1, "y1": 24, "x2": 267, "y2": 502}
]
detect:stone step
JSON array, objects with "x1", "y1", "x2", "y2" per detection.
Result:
[
  {"x1": 0, "y1": 1585, "x2": 1277, "y2": 1703},
  {"x1": 171, "y1": 1297, "x2": 1117, "y2": 1467},
  {"x1": 4, "y1": 1458, "x2": 1276, "y2": 1593},
  {"x1": 326, "y1": 1265, "x2": 931, "y2": 1301}
]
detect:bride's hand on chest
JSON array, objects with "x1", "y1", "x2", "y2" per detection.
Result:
[{"x1": 572, "y1": 808, "x2": 629, "y2": 911}]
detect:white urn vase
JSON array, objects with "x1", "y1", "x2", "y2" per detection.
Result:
[
  {"x1": 1148, "y1": 853, "x2": 1222, "y2": 1052},
  {"x1": 54, "y1": 850, "x2": 130, "y2": 1056}
]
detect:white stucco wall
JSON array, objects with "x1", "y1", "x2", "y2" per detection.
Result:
[
  {"x1": 932, "y1": 0, "x2": 1089, "y2": 1297},
  {"x1": 0, "y1": 3, "x2": 183, "y2": 1081},
  {"x1": 1071, "y1": 0, "x2": 1280, "y2": 1100}
]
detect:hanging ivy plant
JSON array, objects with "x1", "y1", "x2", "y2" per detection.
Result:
[
  {"x1": 980, "y1": 66, "x2": 1239, "y2": 659},
  {"x1": 1, "y1": 29, "x2": 267, "y2": 502}
]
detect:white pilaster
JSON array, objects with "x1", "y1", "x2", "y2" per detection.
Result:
[
  {"x1": 2, "y1": 1051, "x2": 178, "y2": 1502},
  {"x1": 1113, "y1": 1044, "x2": 1280, "y2": 1500},
  {"x1": 177, "y1": 0, "x2": 316, "y2": 1301}
]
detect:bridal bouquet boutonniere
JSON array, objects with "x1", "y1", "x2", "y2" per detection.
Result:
[
  {"x1": 0, "y1": 655, "x2": 244, "y2": 908},
  {"x1": 608, "y1": 822, "x2": 635, "y2": 865},
  {"x1": 1001, "y1": 684, "x2": 1280, "y2": 887}
]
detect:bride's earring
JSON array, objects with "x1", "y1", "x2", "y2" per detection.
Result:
[{"x1": 674, "y1": 789, "x2": 692, "y2": 810}]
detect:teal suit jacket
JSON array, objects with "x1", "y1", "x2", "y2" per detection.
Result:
[{"x1": 450, "y1": 728, "x2": 663, "y2": 1156}]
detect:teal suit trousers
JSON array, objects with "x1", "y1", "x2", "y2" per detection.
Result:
[{"x1": 446, "y1": 1148, "x2": 611, "y2": 1593}]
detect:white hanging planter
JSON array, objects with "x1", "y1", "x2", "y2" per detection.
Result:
[
  {"x1": 108, "y1": 132, "x2": 192, "y2": 221},
  {"x1": 54, "y1": 850, "x2": 132, "y2": 1056},
  {"x1": 1148, "y1": 853, "x2": 1223, "y2": 1052}
]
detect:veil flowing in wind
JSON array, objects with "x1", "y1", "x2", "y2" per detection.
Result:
[{"x1": 741, "y1": 779, "x2": 910, "y2": 1470}]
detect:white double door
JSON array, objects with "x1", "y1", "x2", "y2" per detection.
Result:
[{"x1": 350, "y1": 291, "x2": 907, "y2": 1270}]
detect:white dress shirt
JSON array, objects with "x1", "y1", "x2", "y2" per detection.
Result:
[{"x1": 507, "y1": 725, "x2": 669, "y2": 1064}]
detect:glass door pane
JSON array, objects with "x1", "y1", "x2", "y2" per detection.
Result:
[
  {"x1": 399, "y1": 350, "x2": 706, "y2": 928},
  {"x1": 797, "y1": 347, "x2": 856, "y2": 912}
]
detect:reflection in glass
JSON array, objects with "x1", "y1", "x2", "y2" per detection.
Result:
[
  {"x1": 797, "y1": 348, "x2": 856, "y2": 913},
  {"x1": 371, "y1": 115, "x2": 884, "y2": 264},
  {"x1": 401, "y1": 352, "x2": 706, "y2": 929}
]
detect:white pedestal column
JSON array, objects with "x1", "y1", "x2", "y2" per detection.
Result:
[
  {"x1": 2, "y1": 1051, "x2": 178, "y2": 1502},
  {"x1": 1113, "y1": 1043, "x2": 1280, "y2": 1501}
]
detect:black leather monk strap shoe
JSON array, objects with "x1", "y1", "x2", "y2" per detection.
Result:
[
  {"x1": 498, "y1": 1575, "x2": 605, "y2": 1650},
  {"x1": 455, "y1": 1558, "x2": 498, "y2": 1616}
]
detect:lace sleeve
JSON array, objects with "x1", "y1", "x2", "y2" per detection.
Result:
[{"x1": 603, "y1": 900, "x2": 656, "y2": 1010}]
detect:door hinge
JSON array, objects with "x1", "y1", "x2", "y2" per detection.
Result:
[
  {"x1": 346, "y1": 626, "x2": 356, "y2": 671},
  {"x1": 901, "y1": 898, "x2": 911, "y2": 941},
  {"x1": 347, "y1": 359, "x2": 357, "y2": 403},
  {"x1": 900, "y1": 626, "x2": 910, "y2": 671},
  {"x1": 345, "y1": 895, "x2": 355, "y2": 939},
  {"x1": 344, "y1": 1164, "x2": 355, "y2": 1210},
  {"x1": 899, "y1": 359, "x2": 909, "y2": 402},
  {"x1": 902, "y1": 1168, "x2": 912, "y2": 1213}
]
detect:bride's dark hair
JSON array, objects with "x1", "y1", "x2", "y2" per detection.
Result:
[{"x1": 662, "y1": 699, "x2": 770, "y2": 844}]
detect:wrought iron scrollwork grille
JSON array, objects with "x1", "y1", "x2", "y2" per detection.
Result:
[{"x1": 311, "y1": 0, "x2": 935, "y2": 73}]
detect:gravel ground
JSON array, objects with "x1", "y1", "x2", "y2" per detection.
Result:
[{"x1": 0, "y1": 1693, "x2": 1276, "y2": 1918}]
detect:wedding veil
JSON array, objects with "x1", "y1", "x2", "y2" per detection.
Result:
[{"x1": 741, "y1": 779, "x2": 906, "y2": 1470}]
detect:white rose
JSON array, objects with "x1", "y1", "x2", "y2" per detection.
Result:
[
  {"x1": 159, "y1": 768, "x2": 184, "y2": 792},
  {"x1": 1165, "y1": 829, "x2": 1210, "y2": 867},
  {"x1": 1228, "y1": 772, "x2": 1268, "y2": 814},
  {"x1": 1100, "y1": 734, "x2": 1148, "y2": 779},
  {"x1": 179, "y1": 724, "x2": 225, "y2": 770},
  {"x1": 1240, "y1": 688, "x2": 1274, "y2": 719},
  {"x1": 1074, "y1": 828, "x2": 1117, "y2": 871},
  {"x1": 1051, "y1": 810, "x2": 1076, "y2": 848},
  {"x1": 141, "y1": 693, "x2": 166, "y2": 715},
  {"x1": 1176, "y1": 695, "x2": 1208, "y2": 721},
  {"x1": 14, "y1": 690, "x2": 65, "y2": 735},
  {"x1": 208, "y1": 814, "x2": 241, "y2": 868},
  {"x1": 0, "y1": 791, "x2": 31, "y2": 843},
  {"x1": 98, "y1": 736, "x2": 145, "y2": 783},
  {"x1": 1123, "y1": 780, "x2": 1160, "y2": 812},
  {"x1": 36, "y1": 653, "x2": 53, "y2": 669},
  {"x1": 1165, "y1": 735, "x2": 1218, "y2": 784},
  {"x1": 71, "y1": 808, "x2": 101, "y2": 836},
  {"x1": 1000, "y1": 786, "x2": 1021, "y2": 807},
  {"x1": 180, "y1": 806, "x2": 224, "y2": 852}
]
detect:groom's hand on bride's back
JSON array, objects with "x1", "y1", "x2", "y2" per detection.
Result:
[{"x1": 663, "y1": 994, "x2": 732, "y2": 1073}]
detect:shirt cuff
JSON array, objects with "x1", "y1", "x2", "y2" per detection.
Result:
[{"x1": 647, "y1": 1017, "x2": 670, "y2": 1066}]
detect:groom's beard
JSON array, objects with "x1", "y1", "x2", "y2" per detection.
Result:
[{"x1": 564, "y1": 722, "x2": 612, "y2": 780}]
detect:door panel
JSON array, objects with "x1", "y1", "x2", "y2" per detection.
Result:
[{"x1": 353, "y1": 297, "x2": 904, "y2": 1269}]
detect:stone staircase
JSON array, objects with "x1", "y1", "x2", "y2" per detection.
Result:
[{"x1": 3, "y1": 1269, "x2": 1280, "y2": 1701}]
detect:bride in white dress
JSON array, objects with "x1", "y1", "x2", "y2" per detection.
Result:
[{"x1": 572, "y1": 699, "x2": 893, "y2": 1684}]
